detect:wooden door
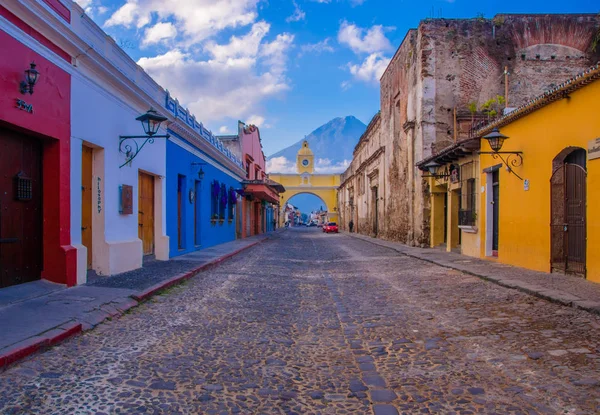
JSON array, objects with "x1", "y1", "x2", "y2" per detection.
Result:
[
  {"x1": 138, "y1": 172, "x2": 155, "y2": 256},
  {"x1": 551, "y1": 164, "x2": 586, "y2": 276},
  {"x1": 372, "y1": 186, "x2": 378, "y2": 236},
  {"x1": 0, "y1": 128, "x2": 43, "y2": 288},
  {"x1": 245, "y1": 201, "x2": 251, "y2": 237},
  {"x1": 81, "y1": 146, "x2": 93, "y2": 269}
]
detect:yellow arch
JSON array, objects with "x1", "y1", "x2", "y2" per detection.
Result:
[{"x1": 269, "y1": 173, "x2": 340, "y2": 226}]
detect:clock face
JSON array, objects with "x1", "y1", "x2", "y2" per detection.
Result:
[{"x1": 302, "y1": 159, "x2": 310, "y2": 167}]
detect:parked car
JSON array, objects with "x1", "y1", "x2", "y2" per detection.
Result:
[{"x1": 323, "y1": 222, "x2": 338, "y2": 233}]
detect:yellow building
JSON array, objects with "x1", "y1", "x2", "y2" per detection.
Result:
[
  {"x1": 269, "y1": 141, "x2": 340, "y2": 226},
  {"x1": 418, "y1": 63, "x2": 600, "y2": 283}
]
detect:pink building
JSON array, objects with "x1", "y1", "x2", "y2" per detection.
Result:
[{"x1": 219, "y1": 122, "x2": 284, "y2": 238}]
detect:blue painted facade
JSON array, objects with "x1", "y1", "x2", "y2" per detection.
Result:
[{"x1": 166, "y1": 137, "x2": 242, "y2": 257}]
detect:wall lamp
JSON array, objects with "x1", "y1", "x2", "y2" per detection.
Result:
[
  {"x1": 421, "y1": 161, "x2": 450, "y2": 179},
  {"x1": 479, "y1": 128, "x2": 524, "y2": 180},
  {"x1": 191, "y1": 162, "x2": 206, "y2": 180},
  {"x1": 20, "y1": 62, "x2": 39, "y2": 95},
  {"x1": 119, "y1": 108, "x2": 170, "y2": 168}
]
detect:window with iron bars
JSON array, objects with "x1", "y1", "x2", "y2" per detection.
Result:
[{"x1": 459, "y1": 161, "x2": 478, "y2": 227}]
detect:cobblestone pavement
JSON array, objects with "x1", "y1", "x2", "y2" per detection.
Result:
[{"x1": 1, "y1": 228, "x2": 600, "y2": 414}]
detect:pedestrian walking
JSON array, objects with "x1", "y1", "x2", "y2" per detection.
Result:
[{"x1": 349, "y1": 219, "x2": 354, "y2": 233}]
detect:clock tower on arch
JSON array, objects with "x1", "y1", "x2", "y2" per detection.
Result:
[{"x1": 296, "y1": 140, "x2": 314, "y2": 174}]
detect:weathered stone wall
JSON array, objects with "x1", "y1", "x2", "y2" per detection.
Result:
[
  {"x1": 344, "y1": 14, "x2": 600, "y2": 247},
  {"x1": 338, "y1": 113, "x2": 383, "y2": 237}
]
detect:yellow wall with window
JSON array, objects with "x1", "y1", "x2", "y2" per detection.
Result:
[
  {"x1": 427, "y1": 154, "x2": 481, "y2": 257},
  {"x1": 477, "y1": 77, "x2": 600, "y2": 282}
]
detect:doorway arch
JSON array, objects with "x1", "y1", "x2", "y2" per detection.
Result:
[{"x1": 550, "y1": 147, "x2": 587, "y2": 277}]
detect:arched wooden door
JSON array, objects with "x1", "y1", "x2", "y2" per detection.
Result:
[{"x1": 550, "y1": 163, "x2": 586, "y2": 277}]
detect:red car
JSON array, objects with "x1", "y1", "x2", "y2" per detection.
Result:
[{"x1": 322, "y1": 222, "x2": 339, "y2": 233}]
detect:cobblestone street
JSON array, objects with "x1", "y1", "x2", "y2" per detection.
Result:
[{"x1": 1, "y1": 228, "x2": 600, "y2": 414}]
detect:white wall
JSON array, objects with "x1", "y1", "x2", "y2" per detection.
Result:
[{"x1": 71, "y1": 72, "x2": 168, "y2": 280}]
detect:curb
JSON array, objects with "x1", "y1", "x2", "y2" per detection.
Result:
[
  {"x1": 344, "y1": 232, "x2": 600, "y2": 316},
  {"x1": 130, "y1": 237, "x2": 267, "y2": 302},
  {"x1": 0, "y1": 322, "x2": 82, "y2": 371},
  {"x1": 0, "y1": 237, "x2": 267, "y2": 372}
]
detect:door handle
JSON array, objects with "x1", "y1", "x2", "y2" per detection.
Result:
[
  {"x1": 0, "y1": 238, "x2": 18, "y2": 243},
  {"x1": 81, "y1": 227, "x2": 88, "y2": 231}
]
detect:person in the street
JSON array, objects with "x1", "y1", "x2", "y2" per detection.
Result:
[{"x1": 349, "y1": 219, "x2": 354, "y2": 233}]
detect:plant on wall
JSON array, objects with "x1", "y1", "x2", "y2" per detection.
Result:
[
  {"x1": 480, "y1": 95, "x2": 505, "y2": 120},
  {"x1": 219, "y1": 183, "x2": 227, "y2": 222},
  {"x1": 211, "y1": 180, "x2": 220, "y2": 222}
]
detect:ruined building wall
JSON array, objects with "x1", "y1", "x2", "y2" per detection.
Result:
[
  {"x1": 368, "y1": 14, "x2": 600, "y2": 247},
  {"x1": 338, "y1": 113, "x2": 382, "y2": 236}
]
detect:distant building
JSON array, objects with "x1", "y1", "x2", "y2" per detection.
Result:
[
  {"x1": 338, "y1": 14, "x2": 600, "y2": 245},
  {"x1": 417, "y1": 64, "x2": 600, "y2": 282},
  {"x1": 219, "y1": 123, "x2": 284, "y2": 237},
  {"x1": 270, "y1": 141, "x2": 340, "y2": 226}
]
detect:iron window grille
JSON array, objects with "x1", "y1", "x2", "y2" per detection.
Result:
[{"x1": 459, "y1": 161, "x2": 478, "y2": 227}]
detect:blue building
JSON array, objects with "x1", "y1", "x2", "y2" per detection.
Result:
[{"x1": 164, "y1": 92, "x2": 246, "y2": 257}]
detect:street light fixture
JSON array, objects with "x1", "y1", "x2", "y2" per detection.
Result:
[
  {"x1": 119, "y1": 108, "x2": 170, "y2": 168},
  {"x1": 422, "y1": 161, "x2": 449, "y2": 179},
  {"x1": 20, "y1": 62, "x2": 39, "y2": 95},
  {"x1": 191, "y1": 162, "x2": 206, "y2": 180},
  {"x1": 479, "y1": 128, "x2": 524, "y2": 180}
]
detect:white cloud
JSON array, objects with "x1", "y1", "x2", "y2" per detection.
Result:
[
  {"x1": 266, "y1": 156, "x2": 297, "y2": 173},
  {"x1": 315, "y1": 158, "x2": 350, "y2": 173},
  {"x1": 246, "y1": 115, "x2": 265, "y2": 127},
  {"x1": 142, "y1": 22, "x2": 177, "y2": 46},
  {"x1": 286, "y1": 1, "x2": 306, "y2": 23},
  {"x1": 340, "y1": 80, "x2": 351, "y2": 90},
  {"x1": 338, "y1": 21, "x2": 393, "y2": 54},
  {"x1": 138, "y1": 23, "x2": 294, "y2": 123},
  {"x1": 348, "y1": 52, "x2": 390, "y2": 83},
  {"x1": 266, "y1": 156, "x2": 350, "y2": 174},
  {"x1": 204, "y1": 21, "x2": 269, "y2": 62},
  {"x1": 219, "y1": 126, "x2": 230, "y2": 133},
  {"x1": 75, "y1": 0, "x2": 93, "y2": 7},
  {"x1": 105, "y1": 0, "x2": 259, "y2": 45},
  {"x1": 300, "y1": 38, "x2": 334, "y2": 55}
]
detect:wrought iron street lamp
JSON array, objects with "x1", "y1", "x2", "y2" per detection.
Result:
[
  {"x1": 20, "y1": 62, "x2": 39, "y2": 95},
  {"x1": 480, "y1": 128, "x2": 524, "y2": 180},
  {"x1": 422, "y1": 161, "x2": 449, "y2": 179},
  {"x1": 191, "y1": 162, "x2": 206, "y2": 180},
  {"x1": 119, "y1": 108, "x2": 170, "y2": 168}
]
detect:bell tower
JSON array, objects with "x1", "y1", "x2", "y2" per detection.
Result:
[{"x1": 296, "y1": 140, "x2": 314, "y2": 174}]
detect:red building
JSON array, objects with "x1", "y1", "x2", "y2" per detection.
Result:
[
  {"x1": 0, "y1": 3, "x2": 76, "y2": 288},
  {"x1": 220, "y1": 122, "x2": 284, "y2": 238}
]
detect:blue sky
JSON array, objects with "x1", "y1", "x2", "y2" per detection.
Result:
[{"x1": 78, "y1": 0, "x2": 598, "y2": 161}]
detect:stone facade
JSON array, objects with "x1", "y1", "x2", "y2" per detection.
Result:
[{"x1": 339, "y1": 14, "x2": 600, "y2": 246}]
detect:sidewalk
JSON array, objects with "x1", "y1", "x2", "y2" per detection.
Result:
[
  {"x1": 0, "y1": 234, "x2": 268, "y2": 370},
  {"x1": 346, "y1": 232, "x2": 600, "y2": 315}
]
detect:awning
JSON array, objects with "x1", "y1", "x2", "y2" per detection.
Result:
[
  {"x1": 242, "y1": 180, "x2": 281, "y2": 204},
  {"x1": 416, "y1": 138, "x2": 480, "y2": 171}
]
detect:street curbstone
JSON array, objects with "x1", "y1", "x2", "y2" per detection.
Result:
[{"x1": 131, "y1": 237, "x2": 267, "y2": 303}]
